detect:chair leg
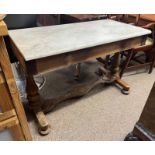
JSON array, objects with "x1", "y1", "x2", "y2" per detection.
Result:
[
  {"x1": 120, "y1": 51, "x2": 134, "y2": 78},
  {"x1": 121, "y1": 51, "x2": 124, "y2": 59},
  {"x1": 105, "y1": 55, "x2": 110, "y2": 69},
  {"x1": 149, "y1": 50, "x2": 155, "y2": 74}
]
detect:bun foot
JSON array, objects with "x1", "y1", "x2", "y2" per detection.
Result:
[
  {"x1": 121, "y1": 88, "x2": 130, "y2": 95},
  {"x1": 38, "y1": 125, "x2": 51, "y2": 136}
]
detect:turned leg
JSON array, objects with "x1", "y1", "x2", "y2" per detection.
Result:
[
  {"x1": 26, "y1": 75, "x2": 50, "y2": 135},
  {"x1": 111, "y1": 53, "x2": 130, "y2": 95},
  {"x1": 105, "y1": 55, "x2": 110, "y2": 69},
  {"x1": 149, "y1": 49, "x2": 155, "y2": 74},
  {"x1": 111, "y1": 53, "x2": 120, "y2": 78}
]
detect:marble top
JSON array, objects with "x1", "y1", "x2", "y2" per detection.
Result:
[{"x1": 9, "y1": 19, "x2": 151, "y2": 61}]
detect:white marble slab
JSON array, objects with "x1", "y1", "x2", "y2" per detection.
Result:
[{"x1": 9, "y1": 19, "x2": 151, "y2": 61}]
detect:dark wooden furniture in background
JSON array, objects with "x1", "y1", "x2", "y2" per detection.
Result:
[
  {"x1": 61, "y1": 14, "x2": 107, "y2": 23},
  {"x1": 125, "y1": 81, "x2": 155, "y2": 141},
  {"x1": 107, "y1": 15, "x2": 155, "y2": 77},
  {"x1": 0, "y1": 20, "x2": 32, "y2": 140},
  {"x1": 37, "y1": 14, "x2": 61, "y2": 26},
  {"x1": 120, "y1": 15, "x2": 155, "y2": 77},
  {"x1": 129, "y1": 14, "x2": 155, "y2": 25}
]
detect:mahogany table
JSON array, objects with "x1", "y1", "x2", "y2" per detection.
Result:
[{"x1": 8, "y1": 19, "x2": 150, "y2": 135}]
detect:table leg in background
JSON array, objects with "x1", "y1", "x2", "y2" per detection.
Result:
[{"x1": 26, "y1": 75, "x2": 51, "y2": 135}]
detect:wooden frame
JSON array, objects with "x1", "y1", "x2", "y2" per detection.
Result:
[{"x1": 0, "y1": 20, "x2": 32, "y2": 140}]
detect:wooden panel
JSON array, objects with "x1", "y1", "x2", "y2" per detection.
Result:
[
  {"x1": 37, "y1": 14, "x2": 61, "y2": 26},
  {"x1": 132, "y1": 82, "x2": 155, "y2": 140},
  {"x1": 137, "y1": 82, "x2": 155, "y2": 133},
  {"x1": 0, "y1": 36, "x2": 32, "y2": 140},
  {"x1": 0, "y1": 109, "x2": 16, "y2": 122},
  {"x1": 0, "y1": 78, "x2": 13, "y2": 111},
  {"x1": 0, "y1": 70, "x2": 26, "y2": 140},
  {"x1": 0, "y1": 116, "x2": 19, "y2": 132},
  {"x1": 0, "y1": 72, "x2": 5, "y2": 85}
]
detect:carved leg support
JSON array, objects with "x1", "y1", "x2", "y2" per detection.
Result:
[
  {"x1": 26, "y1": 75, "x2": 50, "y2": 135},
  {"x1": 115, "y1": 78, "x2": 130, "y2": 95},
  {"x1": 111, "y1": 53, "x2": 130, "y2": 95},
  {"x1": 42, "y1": 77, "x2": 115, "y2": 113}
]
